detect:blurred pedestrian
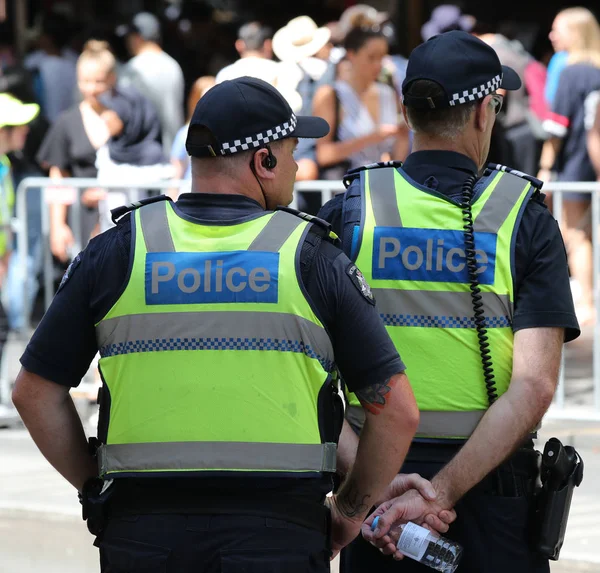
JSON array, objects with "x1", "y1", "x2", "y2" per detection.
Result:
[
  {"x1": 215, "y1": 21, "x2": 277, "y2": 85},
  {"x1": 476, "y1": 29, "x2": 544, "y2": 174},
  {"x1": 546, "y1": 14, "x2": 572, "y2": 106},
  {"x1": 539, "y1": 7, "x2": 600, "y2": 326},
  {"x1": 0, "y1": 68, "x2": 49, "y2": 331},
  {"x1": 273, "y1": 16, "x2": 333, "y2": 199},
  {"x1": 0, "y1": 94, "x2": 39, "y2": 348},
  {"x1": 170, "y1": 76, "x2": 216, "y2": 187},
  {"x1": 37, "y1": 40, "x2": 118, "y2": 263},
  {"x1": 273, "y1": 16, "x2": 333, "y2": 117},
  {"x1": 120, "y1": 12, "x2": 184, "y2": 155},
  {"x1": 420, "y1": 4, "x2": 475, "y2": 41},
  {"x1": 313, "y1": 17, "x2": 409, "y2": 179},
  {"x1": 215, "y1": 21, "x2": 301, "y2": 112},
  {"x1": 24, "y1": 12, "x2": 78, "y2": 123},
  {"x1": 94, "y1": 85, "x2": 173, "y2": 231}
]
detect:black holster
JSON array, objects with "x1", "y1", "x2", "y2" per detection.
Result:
[
  {"x1": 532, "y1": 438, "x2": 584, "y2": 560},
  {"x1": 80, "y1": 477, "x2": 114, "y2": 537}
]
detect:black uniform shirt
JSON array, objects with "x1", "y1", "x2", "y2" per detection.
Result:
[
  {"x1": 318, "y1": 150, "x2": 580, "y2": 342},
  {"x1": 21, "y1": 193, "x2": 406, "y2": 502}
]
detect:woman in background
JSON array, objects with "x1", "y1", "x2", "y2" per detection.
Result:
[
  {"x1": 37, "y1": 40, "x2": 117, "y2": 262},
  {"x1": 539, "y1": 7, "x2": 600, "y2": 325},
  {"x1": 313, "y1": 17, "x2": 409, "y2": 178}
]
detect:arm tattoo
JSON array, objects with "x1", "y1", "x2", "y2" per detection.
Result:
[
  {"x1": 355, "y1": 376, "x2": 396, "y2": 415},
  {"x1": 336, "y1": 481, "x2": 371, "y2": 518}
]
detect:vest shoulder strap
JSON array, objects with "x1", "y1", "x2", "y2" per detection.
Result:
[
  {"x1": 474, "y1": 166, "x2": 536, "y2": 234},
  {"x1": 485, "y1": 163, "x2": 543, "y2": 191},
  {"x1": 111, "y1": 194, "x2": 172, "y2": 225},
  {"x1": 276, "y1": 206, "x2": 339, "y2": 244},
  {"x1": 342, "y1": 160, "x2": 403, "y2": 188}
]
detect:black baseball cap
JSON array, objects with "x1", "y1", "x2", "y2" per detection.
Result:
[
  {"x1": 185, "y1": 76, "x2": 329, "y2": 158},
  {"x1": 402, "y1": 30, "x2": 521, "y2": 110}
]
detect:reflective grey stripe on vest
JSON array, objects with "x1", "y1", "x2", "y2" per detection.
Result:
[
  {"x1": 98, "y1": 441, "x2": 337, "y2": 475},
  {"x1": 248, "y1": 210, "x2": 304, "y2": 252},
  {"x1": 373, "y1": 288, "x2": 513, "y2": 327},
  {"x1": 416, "y1": 410, "x2": 485, "y2": 438},
  {"x1": 96, "y1": 311, "x2": 335, "y2": 371},
  {"x1": 474, "y1": 172, "x2": 529, "y2": 234},
  {"x1": 415, "y1": 410, "x2": 540, "y2": 438},
  {"x1": 139, "y1": 201, "x2": 175, "y2": 253},
  {"x1": 368, "y1": 167, "x2": 402, "y2": 227}
]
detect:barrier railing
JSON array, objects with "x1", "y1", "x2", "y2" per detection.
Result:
[
  {"x1": 543, "y1": 182, "x2": 600, "y2": 419},
  {"x1": 8, "y1": 177, "x2": 600, "y2": 419},
  {"x1": 14, "y1": 177, "x2": 188, "y2": 332}
]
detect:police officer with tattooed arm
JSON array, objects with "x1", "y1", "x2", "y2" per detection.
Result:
[
  {"x1": 319, "y1": 32, "x2": 580, "y2": 573},
  {"x1": 12, "y1": 77, "x2": 454, "y2": 572}
]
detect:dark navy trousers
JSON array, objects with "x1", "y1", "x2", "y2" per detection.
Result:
[{"x1": 96, "y1": 513, "x2": 331, "y2": 573}]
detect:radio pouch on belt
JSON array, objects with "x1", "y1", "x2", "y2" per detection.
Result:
[{"x1": 533, "y1": 437, "x2": 584, "y2": 560}]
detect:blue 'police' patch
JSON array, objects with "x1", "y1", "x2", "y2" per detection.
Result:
[
  {"x1": 372, "y1": 227, "x2": 497, "y2": 284},
  {"x1": 57, "y1": 252, "x2": 82, "y2": 294},
  {"x1": 145, "y1": 251, "x2": 279, "y2": 305}
]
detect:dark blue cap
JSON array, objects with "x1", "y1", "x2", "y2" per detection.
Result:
[
  {"x1": 402, "y1": 31, "x2": 521, "y2": 110},
  {"x1": 186, "y1": 76, "x2": 329, "y2": 158}
]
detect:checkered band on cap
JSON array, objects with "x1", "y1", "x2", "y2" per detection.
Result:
[
  {"x1": 220, "y1": 114, "x2": 298, "y2": 155},
  {"x1": 449, "y1": 74, "x2": 502, "y2": 107}
]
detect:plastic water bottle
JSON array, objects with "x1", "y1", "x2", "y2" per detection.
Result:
[{"x1": 371, "y1": 517, "x2": 463, "y2": 572}]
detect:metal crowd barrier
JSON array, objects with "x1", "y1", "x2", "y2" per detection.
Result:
[{"x1": 10, "y1": 177, "x2": 600, "y2": 419}]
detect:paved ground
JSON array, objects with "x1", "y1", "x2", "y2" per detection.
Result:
[{"x1": 0, "y1": 421, "x2": 598, "y2": 573}]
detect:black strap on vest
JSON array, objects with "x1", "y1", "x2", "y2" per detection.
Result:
[{"x1": 111, "y1": 195, "x2": 172, "y2": 225}]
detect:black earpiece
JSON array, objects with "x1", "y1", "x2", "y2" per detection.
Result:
[{"x1": 262, "y1": 145, "x2": 277, "y2": 170}]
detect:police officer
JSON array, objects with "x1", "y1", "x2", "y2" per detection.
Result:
[
  {"x1": 318, "y1": 32, "x2": 580, "y2": 573},
  {"x1": 11, "y1": 77, "x2": 453, "y2": 572}
]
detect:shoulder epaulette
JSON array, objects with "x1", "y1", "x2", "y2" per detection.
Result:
[
  {"x1": 485, "y1": 163, "x2": 543, "y2": 190},
  {"x1": 111, "y1": 195, "x2": 173, "y2": 225},
  {"x1": 342, "y1": 160, "x2": 403, "y2": 188},
  {"x1": 276, "y1": 206, "x2": 340, "y2": 243}
]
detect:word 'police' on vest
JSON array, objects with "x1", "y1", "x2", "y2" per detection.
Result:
[
  {"x1": 145, "y1": 251, "x2": 280, "y2": 304},
  {"x1": 372, "y1": 227, "x2": 497, "y2": 284}
]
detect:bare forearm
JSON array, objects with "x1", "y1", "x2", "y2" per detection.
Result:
[
  {"x1": 433, "y1": 329, "x2": 562, "y2": 508},
  {"x1": 13, "y1": 370, "x2": 97, "y2": 491},
  {"x1": 50, "y1": 202, "x2": 68, "y2": 229},
  {"x1": 588, "y1": 130, "x2": 600, "y2": 177},
  {"x1": 432, "y1": 384, "x2": 552, "y2": 508},
  {"x1": 336, "y1": 418, "x2": 359, "y2": 480},
  {"x1": 316, "y1": 134, "x2": 377, "y2": 167},
  {"x1": 539, "y1": 138, "x2": 561, "y2": 170},
  {"x1": 335, "y1": 374, "x2": 418, "y2": 520}
]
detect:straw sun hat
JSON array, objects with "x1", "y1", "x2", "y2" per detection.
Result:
[{"x1": 272, "y1": 16, "x2": 331, "y2": 63}]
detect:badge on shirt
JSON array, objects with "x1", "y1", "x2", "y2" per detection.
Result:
[
  {"x1": 57, "y1": 252, "x2": 82, "y2": 294},
  {"x1": 346, "y1": 263, "x2": 375, "y2": 305}
]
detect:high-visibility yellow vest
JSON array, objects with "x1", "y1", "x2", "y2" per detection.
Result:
[
  {"x1": 95, "y1": 201, "x2": 337, "y2": 478},
  {"x1": 0, "y1": 155, "x2": 14, "y2": 257},
  {"x1": 351, "y1": 166, "x2": 533, "y2": 438}
]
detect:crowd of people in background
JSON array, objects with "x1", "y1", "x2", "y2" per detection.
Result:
[{"x1": 1, "y1": 2, "x2": 600, "y2": 341}]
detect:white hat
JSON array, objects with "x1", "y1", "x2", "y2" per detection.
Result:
[{"x1": 272, "y1": 16, "x2": 331, "y2": 63}]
